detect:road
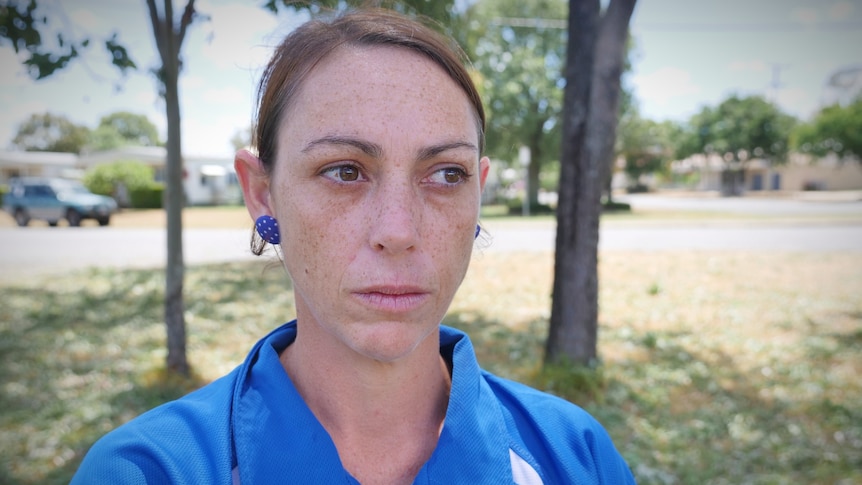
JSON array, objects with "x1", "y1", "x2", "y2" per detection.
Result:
[
  {"x1": 617, "y1": 192, "x2": 862, "y2": 216},
  {"x1": 2, "y1": 220, "x2": 860, "y2": 281},
  {"x1": 483, "y1": 223, "x2": 862, "y2": 252},
  {"x1": 1, "y1": 193, "x2": 860, "y2": 279}
]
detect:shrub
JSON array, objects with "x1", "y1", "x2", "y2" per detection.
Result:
[
  {"x1": 602, "y1": 200, "x2": 631, "y2": 212},
  {"x1": 83, "y1": 161, "x2": 157, "y2": 206},
  {"x1": 129, "y1": 184, "x2": 164, "y2": 209},
  {"x1": 505, "y1": 197, "x2": 555, "y2": 215}
]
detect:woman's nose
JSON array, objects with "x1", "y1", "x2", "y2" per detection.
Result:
[{"x1": 368, "y1": 180, "x2": 420, "y2": 253}]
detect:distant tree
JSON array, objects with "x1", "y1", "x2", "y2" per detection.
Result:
[
  {"x1": 464, "y1": 0, "x2": 567, "y2": 212},
  {"x1": 12, "y1": 112, "x2": 90, "y2": 153},
  {"x1": 88, "y1": 111, "x2": 161, "y2": 151},
  {"x1": 88, "y1": 125, "x2": 128, "y2": 152},
  {"x1": 547, "y1": 0, "x2": 637, "y2": 366},
  {"x1": 100, "y1": 111, "x2": 161, "y2": 146},
  {"x1": 616, "y1": 112, "x2": 680, "y2": 190},
  {"x1": 792, "y1": 98, "x2": 862, "y2": 161},
  {"x1": 677, "y1": 94, "x2": 797, "y2": 195}
]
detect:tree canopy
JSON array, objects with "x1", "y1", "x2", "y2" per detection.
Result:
[
  {"x1": 617, "y1": 111, "x2": 680, "y2": 189},
  {"x1": 0, "y1": 1, "x2": 135, "y2": 79},
  {"x1": 12, "y1": 112, "x2": 90, "y2": 153},
  {"x1": 792, "y1": 98, "x2": 862, "y2": 161},
  {"x1": 678, "y1": 94, "x2": 797, "y2": 165},
  {"x1": 11, "y1": 109, "x2": 162, "y2": 153},
  {"x1": 464, "y1": 0, "x2": 567, "y2": 210},
  {"x1": 91, "y1": 111, "x2": 162, "y2": 150}
]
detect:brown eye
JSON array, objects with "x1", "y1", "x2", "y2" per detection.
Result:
[
  {"x1": 321, "y1": 164, "x2": 365, "y2": 183},
  {"x1": 338, "y1": 166, "x2": 359, "y2": 181},
  {"x1": 427, "y1": 167, "x2": 470, "y2": 186},
  {"x1": 443, "y1": 168, "x2": 463, "y2": 184}
]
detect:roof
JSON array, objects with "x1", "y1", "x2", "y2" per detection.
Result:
[{"x1": 0, "y1": 151, "x2": 78, "y2": 167}]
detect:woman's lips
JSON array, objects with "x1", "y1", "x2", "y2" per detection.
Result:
[{"x1": 351, "y1": 285, "x2": 431, "y2": 313}]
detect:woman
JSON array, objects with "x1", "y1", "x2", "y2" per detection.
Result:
[{"x1": 72, "y1": 8, "x2": 635, "y2": 485}]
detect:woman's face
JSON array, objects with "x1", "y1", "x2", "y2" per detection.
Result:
[{"x1": 268, "y1": 45, "x2": 489, "y2": 363}]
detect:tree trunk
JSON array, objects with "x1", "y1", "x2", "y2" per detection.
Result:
[
  {"x1": 546, "y1": 0, "x2": 600, "y2": 365},
  {"x1": 147, "y1": 0, "x2": 196, "y2": 375},
  {"x1": 546, "y1": 0, "x2": 636, "y2": 366},
  {"x1": 163, "y1": 48, "x2": 188, "y2": 375},
  {"x1": 593, "y1": 0, "x2": 636, "y2": 199}
]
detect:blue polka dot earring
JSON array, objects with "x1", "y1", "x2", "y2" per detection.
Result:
[
  {"x1": 475, "y1": 224, "x2": 481, "y2": 239},
  {"x1": 255, "y1": 215, "x2": 281, "y2": 245}
]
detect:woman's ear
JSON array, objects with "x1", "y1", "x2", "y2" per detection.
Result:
[
  {"x1": 235, "y1": 148, "x2": 272, "y2": 220},
  {"x1": 479, "y1": 156, "x2": 491, "y2": 192}
]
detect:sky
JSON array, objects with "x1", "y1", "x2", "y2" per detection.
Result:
[{"x1": 1, "y1": 0, "x2": 860, "y2": 158}]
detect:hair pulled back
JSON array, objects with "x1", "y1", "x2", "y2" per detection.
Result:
[{"x1": 252, "y1": 7, "x2": 485, "y2": 174}]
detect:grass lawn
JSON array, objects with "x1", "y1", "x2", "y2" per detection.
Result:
[{"x1": 1, "y1": 240, "x2": 860, "y2": 482}]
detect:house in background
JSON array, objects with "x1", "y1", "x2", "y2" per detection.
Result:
[
  {"x1": 0, "y1": 151, "x2": 81, "y2": 181},
  {"x1": 670, "y1": 152, "x2": 862, "y2": 194},
  {"x1": 0, "y1": 147, "x2": 241, "y2": 206},
  {"x1": 773, "y1": 152, "x2": 862, "y2": 191}
]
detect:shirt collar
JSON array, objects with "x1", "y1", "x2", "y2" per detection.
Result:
[{"x1": 232, "y1": 322, "x2": 513, "y2": 483}]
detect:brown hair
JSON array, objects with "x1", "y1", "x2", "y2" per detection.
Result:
[{"x1": 252, "y1": 7, "x2": 485, "y2": 174}]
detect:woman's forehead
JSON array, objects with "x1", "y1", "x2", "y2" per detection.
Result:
[
  {"x1": 305, "y1": 46, "x2": 454, "y2": 98},
  {"x1": 280, "y1": 45, "x2": 480, "y2": 146}
]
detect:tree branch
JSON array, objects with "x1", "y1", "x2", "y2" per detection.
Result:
[
  {"x1": 145, "y1": 0, "x2": 167, "y2": 64},
  {"x1": 176, "y1": 0, "x2": 197, "y2": 49}
]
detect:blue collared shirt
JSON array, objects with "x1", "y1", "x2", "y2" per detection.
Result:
[{"x1": 72, "y1": 322, "x2": 636, "y2": 484}]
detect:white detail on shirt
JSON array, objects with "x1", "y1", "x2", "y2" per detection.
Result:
[{"x1": 510, "y1": 448, "x2": 544, "y2": 485}]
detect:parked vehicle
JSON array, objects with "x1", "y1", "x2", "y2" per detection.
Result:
[{"x1": 2, "y1": 177, "x2": 118, "y2": 227}]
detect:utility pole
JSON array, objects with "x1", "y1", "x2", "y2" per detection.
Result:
[{"x1": 768, "y1": 63, "x2": 789, "y2": 103}]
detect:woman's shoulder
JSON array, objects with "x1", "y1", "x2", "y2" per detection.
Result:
[
  {"x1": 481, "y1": 370, "x2": 592, "y2": 418},
  {"x1": 480, "y1": 371, "x2": 636, "y2": 484},
  {"x1": 70, "y1": 371, "x2": 240, "y2": 485}
]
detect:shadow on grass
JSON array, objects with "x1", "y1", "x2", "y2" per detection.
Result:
[
  {"x1": 32, "y1": 372, "x2": 206, "y2": 485},
  {"x1": 442, "y1": 311, "x2": 547, "y2": 381},
  {"x1": 597, "y1": 328, "x2": 862, "y2": 485},
  {"x1": 2, "y1": 262, "x2": 859, "y2": 484},
  {"x1": 0, "y1": 261, "x2": 288, "y2": 485},
  {"x1": 441, "y1": 311, "x2": 862, "y2": 484}
]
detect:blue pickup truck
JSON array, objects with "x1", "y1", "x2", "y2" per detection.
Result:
[{"x1": 3, "y1": 177, "x2": 118, "y2": 227}]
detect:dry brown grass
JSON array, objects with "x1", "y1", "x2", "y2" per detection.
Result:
[
  {"x1": 452, "y1": 250, "x2": 862, "y2": 484},
  {"x1": 2, "y1": 203, "x2": 860, "y2": 484},
  {"x1": 455, "y1": 250, "x2": 862, "y2": 374}
]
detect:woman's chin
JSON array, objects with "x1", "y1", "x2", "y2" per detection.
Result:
[{"x1": 344, "y1": 321, "x2": 439, "y2": 364}]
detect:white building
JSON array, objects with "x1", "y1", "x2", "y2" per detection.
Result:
[
  {"x1": 669, "y1": 152, "x2": 862, "y2": 194},
  {"x1": 1, "y1": 147, "x2": 241, "y2": 206},
  {"x1": 0, "y1": 151, "x2": 81, "y2": 181}
]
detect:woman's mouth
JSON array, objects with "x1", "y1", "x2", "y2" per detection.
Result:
[{"x1": 351, "y1": 286, "x2": 431, "y2": 313}]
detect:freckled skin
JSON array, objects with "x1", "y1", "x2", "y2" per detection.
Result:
[{"x1": 248, "y1": 45, "x2": 489, "y2": 364}]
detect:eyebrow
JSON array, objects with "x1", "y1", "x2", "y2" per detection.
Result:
[
  {"x1": 416, "y1": 141, "x2": 479, "y2": 161},
  {"x1": 302, "y1": 135, "x2": 478, "y2": 161},
  {"x1": 302, "y1": 135, "x2": 383, "y2": 159}
]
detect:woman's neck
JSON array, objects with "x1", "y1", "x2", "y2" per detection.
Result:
[{"x1": 279, "y1": 320, "x2": 451, "y2": 485}]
